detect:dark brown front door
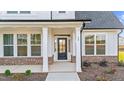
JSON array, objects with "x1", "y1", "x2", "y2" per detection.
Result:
[{"x1": 58, "y1": 38, "x2": 67, "y2": 60}]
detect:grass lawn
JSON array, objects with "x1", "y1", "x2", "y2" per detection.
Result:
[{"x1": 119, "y1": 51, "x2": 124, "y2": 61}]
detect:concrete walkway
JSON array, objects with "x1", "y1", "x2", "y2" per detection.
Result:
[
  {"x1": 0, "y1": 65, "x2": 42, "y2": 73},
  {"x1": 46, "y1": 72, "x2": 80, "y2": 81},
  {"x1": 49, "y1": 62, "x2": 76, "y2": 72}
]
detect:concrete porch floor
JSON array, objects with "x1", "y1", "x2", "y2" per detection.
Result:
[
  {"x1": 0, "y1": 62, "x2": 76, "y2": 73},
  {"x1": 49, "y1": 62, "x2": 76, "y2": 72}
]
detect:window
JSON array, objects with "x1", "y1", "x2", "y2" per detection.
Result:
[
  {"x1": 31, "y1": 34, "x2": 41, "y2": 56},
  {"x1": 7, "y1": 11, "x2": 18, "y2": 14},
  {"x1": 3, "y1": 34, "x2": 13, "y2": 56},
  {"x1": 17, "y1": 34, "x2": 27, "y2": 56},
  {"x1": 85, "y1": 34, "x2": 106, "y2": 55},
  {"x1": 85, "y1": 35, "x2": 94, "y2": 55},
  {"x1": 20, "y1": 11, "x2": 31, "y2": 14},
  {"x1": 96, "y1": 35, "x2": 106, "y2": 55},
  {"x1": 58, "y1": 11, "x2": 66, "y2": 13}
]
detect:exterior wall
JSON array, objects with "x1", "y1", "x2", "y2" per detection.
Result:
[
  {"x1": 82, "y1": 29, "x2": 119, "y2": 56},
  {"x1": 52, "y1": 11, "x2": 75, "y2": 19},
  {"x1": 82, "y1": 56, "x2": 118, "y2": 63},
  {"x1": 81, "y1": 29, "x2": 119, "y2": 63},
  {"x1": 0, "y1": 11, "x2": 75, "y2": 20},
  {"x1": 0, "y1": 11, "x2": 51, "y2": 20},
  {"x1": 0, "y1": 57, "x2": 53, "y2": 65},
  {"x1": 71, "y1": 56, "x2": 118, "y2": 63},
  {"x1": 0, "y1": 26, "x2": 120, "y2": 65},
  {"x1": 119, "y1": 37, "x2": 124, "y2": 45}
]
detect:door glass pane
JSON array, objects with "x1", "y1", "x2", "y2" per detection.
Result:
[{"x1": 59, "y1": 39, "x2": 66, "y2": 53}]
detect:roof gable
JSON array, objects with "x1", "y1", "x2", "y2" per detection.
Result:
[{"x1": 75, "y1": 11, "x2": 124, "y2": 29}]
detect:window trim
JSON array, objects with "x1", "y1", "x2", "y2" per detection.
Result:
[
  {"x1": 3, "y1": 34, "x2": 14, "y2": 56},
  {"x1": 17, "y1": 34, "x2": 27, "y2": 56},
  {"x1": 84, "y1": 33, "x2": 107, "y2": 56},
  {"x1": 31, "y1": 34, "x2": 41, "y2": 56},
  {"x1": 58, "y1": 11, "x2": 66, "y2": 13},
  {"x1": 7, "y1": 11, "x2": 18, "y2": 14},
  {"x1": 19, "y1": 11, "x2": 31, "y2": 14}
]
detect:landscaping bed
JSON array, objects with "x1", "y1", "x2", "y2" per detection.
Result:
[
  {"x1": 0, "y1": 73, "x2": 48, "y2": 81},
  {"x1": 78, "y1": 62, "x2": 124, "y2": 81}
]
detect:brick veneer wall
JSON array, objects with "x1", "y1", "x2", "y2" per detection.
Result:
[
  {"x1": 82, "y1": 56, "x2": 118, "y2": 63},
  {"x1": 71, "y1": 56, "x2": 118, "y2": 63},
  {"x1": 0, "y1": 56, "x2": 54, "y2": 65}
]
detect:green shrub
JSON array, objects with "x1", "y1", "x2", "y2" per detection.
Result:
[
  {"x1": 4, "y1": 69, "x2": 11, "y2": 76},
  {"x1": 25, "y1": 70, "x2": 32, "y2": 76}
]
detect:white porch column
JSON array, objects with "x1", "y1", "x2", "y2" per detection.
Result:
[
  {"x1": 14, "y1": 34, "x2": 17, "y2": 57},
  {"x1": 27, "y1": 34, "x2": 31, "y2": 57},
  {"x1": 0, "y1": 34, "x2": 3, "y2": 57},
  {"x1": 75, "y1": 27, "x2": 81, "y2": 72},
  {"x1": 72, "y1": 30, "x2": 76, "y2": 56},
  {"x1": 42, "y1": 27, "x2": 48, "y2": 72}
]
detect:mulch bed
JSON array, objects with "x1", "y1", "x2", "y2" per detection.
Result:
[
  {"x1": 0, "y1": 73, "x2": 48, "y2": 81},
  {"x1": 78, "y1": 63, "x2": 124, "y2": 81}
]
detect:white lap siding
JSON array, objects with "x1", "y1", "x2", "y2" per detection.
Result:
[{"x1": 82, "y1": 29, "x2": 119, "y2": 56}]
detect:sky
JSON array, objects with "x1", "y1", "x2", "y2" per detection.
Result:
[{"x1": 113, "y1": 11, "x2": 124, "y2": 37}]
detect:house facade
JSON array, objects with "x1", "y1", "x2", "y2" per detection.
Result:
[
  {"x1": 0, "y1": 11, "x2": 123, "y2": 72},
  {"x1": 119, "y1": 36, "x2": 124, "y2": 51}
]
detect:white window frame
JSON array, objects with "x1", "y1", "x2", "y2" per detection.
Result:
[
  {"x1": 6, "y1": 11, "x2": 31, "y2": 14},
  {"x1": 58, "y1": 11, "x2": 66, "y2": 13},
  {"x1": 3, "y1": 34, "x2": 14, "y2": 56},
  {"x1": 17, "y1": 34, "x2": 27, "y2": 57},
  {"x1": 19, "y1": 11, "x2": 31, "y2": 14},
  {"x1": 7, "y1": 11, "x2": 18, "y2": 14},
  {"x1": 84, "y1": 33, "x2": 107, "y2": 56},
  {"x1": 31, "y1": 34, "x2": 41, "y2": 56}
]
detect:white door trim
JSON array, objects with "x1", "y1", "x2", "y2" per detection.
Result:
[{"x1": 54, "y1": 35, "x2": 71, "y2": 62}]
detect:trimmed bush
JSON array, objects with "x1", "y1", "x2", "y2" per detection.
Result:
[
  {"x1": 83, "y1": 61, "x2": 91, "y2": 67},
  {"x1": 25, "y1": 70, "x2": 32, "y2": 76},
  {"x1": 4, "y1": 69, "x2": 11, "y2": 76},
  {"x1": 99, "y1": 59, "x2": 108, "y2": 67}
]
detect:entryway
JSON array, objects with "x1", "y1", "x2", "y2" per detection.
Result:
[
  {"x1": 58, "y1": 38, "x2": 67, "y2": 60},
  {"x1": 54, "y1": 35, "x2": 71, "y2": 61}
]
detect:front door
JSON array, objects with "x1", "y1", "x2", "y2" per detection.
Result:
[{"x1": 58, "y1": 38, "x2": 67, "y2": 60}]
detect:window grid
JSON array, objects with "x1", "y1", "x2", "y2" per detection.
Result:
[
  {"x1": 3, "y1": 34, "x2": 14, "y2": 56},
  {"x1": 31, "y1": 34, "x2": 41, "y2": 56},
  {"x1": 17, "y1": 34, "x2": 27, "y2": 56},
  {"x1": 85, "y1": 34, "x2": 106, "y2": 56}
]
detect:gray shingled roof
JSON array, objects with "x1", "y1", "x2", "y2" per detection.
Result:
[{"x1": 75, "y1": 11, "x2": 124, "y2": 29}]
